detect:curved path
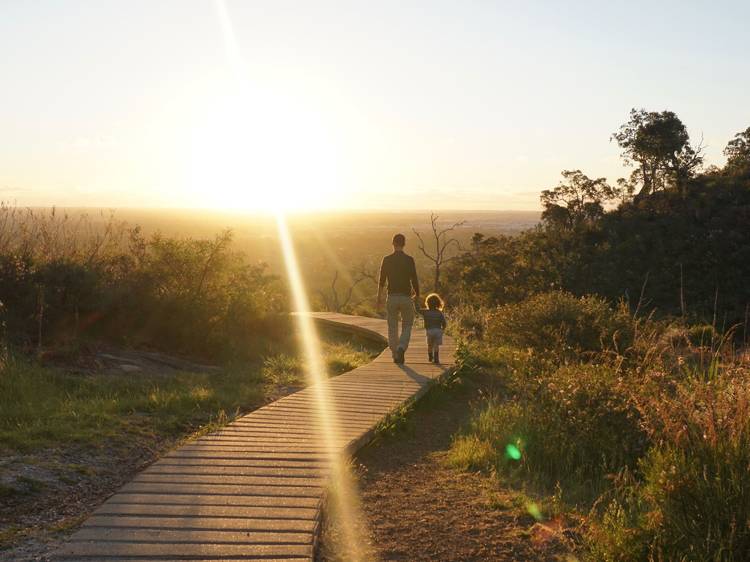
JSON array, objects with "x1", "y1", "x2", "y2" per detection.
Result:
[{"x1": 56, "y1": 312, "x2": 455, "y2": 561}]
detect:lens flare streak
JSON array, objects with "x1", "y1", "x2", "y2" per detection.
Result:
[{"x1": 275, "y1": 212, "x2": 370, "y2": 560}]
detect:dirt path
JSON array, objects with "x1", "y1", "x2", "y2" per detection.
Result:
[{"x1": 319, "y1": 377, "x2": 571, "y2": 561}]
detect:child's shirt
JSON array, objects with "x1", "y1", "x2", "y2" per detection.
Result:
[{"x1": 419, "y1": 308, "x2": 446, "y2": 331}]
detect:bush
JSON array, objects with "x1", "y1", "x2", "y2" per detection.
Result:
[
  {"x1": 0, "y1": 208, "x2": 289, "y2": 361},
  {"x1": 455, "y1": 291, "x2": 750, "y2": 558},
  {"x1": 486, "y1": 291, "x2": 633, "y2": 358},
  {"x1": 451, "y1": 363, "x2": 644, "y2": 504},
  {"x1": 589, "y1": 368, "x2": 750, "y2": 560}
]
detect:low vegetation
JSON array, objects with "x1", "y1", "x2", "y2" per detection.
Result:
[
  {"x1": 448, "y1": 293, "x2": 749, "y2": 560},
  {"x1": 0, "y1": 331, "x2": 378, "y2": 455}
]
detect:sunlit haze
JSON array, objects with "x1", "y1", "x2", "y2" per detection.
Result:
[{"x1": 2, "y1": 0, "x2": 748, "y2": 211}]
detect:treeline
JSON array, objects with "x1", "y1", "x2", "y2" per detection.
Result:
[
  {"x1": 446, "y1": 112, "x2": 750, "y2": 330},
  {"x1": 0, "y1": 206, "x2": 288, "y2": 360}
]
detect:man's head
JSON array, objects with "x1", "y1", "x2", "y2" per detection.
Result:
[{"x1": 392, "y1": 233, "x2": 406, "y2": 250}]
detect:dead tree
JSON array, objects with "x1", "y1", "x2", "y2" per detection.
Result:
[
  {"x1": 412, "y1": 213, "x2": 465, "y2": 292},
  {"x1": 318, "y1": 264, "x2": 376, "y2": 312}
]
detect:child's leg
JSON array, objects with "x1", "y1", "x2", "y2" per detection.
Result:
[{"x1": 427, "y1": 335, "x2": 433, "y2": 361}]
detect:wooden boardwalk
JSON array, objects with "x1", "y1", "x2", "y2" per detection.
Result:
[{"x1": 56, "y1": 312, "x2": 455, "y2": 561}]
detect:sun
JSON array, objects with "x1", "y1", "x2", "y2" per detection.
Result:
[{"x1": 184, "y1": 87, "x2": 343, "y2": 213}]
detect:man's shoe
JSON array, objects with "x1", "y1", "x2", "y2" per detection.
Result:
[
  {"x1": 396, "y1": 347, "x2": 405, "y2": 364},
  {"x1": 433, "y1": 351, "x2": 440, "y2": 364}
]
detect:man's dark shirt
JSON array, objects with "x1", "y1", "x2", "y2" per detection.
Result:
[{"x1": 378, "y1": 251, "x2": 419, "y2": 296}]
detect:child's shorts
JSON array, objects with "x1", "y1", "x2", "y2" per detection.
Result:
[{"x1": 426, "y1": 328, "x2": 443, "y2": 347}]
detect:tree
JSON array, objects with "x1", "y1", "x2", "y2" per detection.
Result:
[
  {"x1": 612, "y1": 109, "x2": 703, "y2": 197},
  {"x1": 723, "y1": 127, "x2": 750, "y2": 176},
  {"x1": 540, "y1": 170, "x2": 618, "y2": 229},
  {"x1": 317, "y1": 265, "x2": 376, "y2": 313},
  {"x1": 412, "y1": 213, "x2": 465, "y2": 292}
]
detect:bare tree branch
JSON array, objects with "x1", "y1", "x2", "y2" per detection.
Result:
[
  {"x1": 321, "y1": 264, "x2": 378, "y2": 312},
  {"x1": 412, "y1": 213, "x2": 466, "y2": 292}
]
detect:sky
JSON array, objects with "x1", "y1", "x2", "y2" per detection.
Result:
[{"x1": 1, "y1": 0, "x2": 748, "y2": 211}]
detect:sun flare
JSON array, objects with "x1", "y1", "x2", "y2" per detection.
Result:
[{"x1": 184, "y1": 88, "x2": 342, "y2": 212}]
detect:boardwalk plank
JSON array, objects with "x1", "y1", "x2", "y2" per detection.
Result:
[
  {"x1": 120, "y1": 483, "x2": 322, "y2": 497},
  {"x1": 93, "y1": 503, "x2": 319, "y2": 519},
  {"x1": 57, "y1": 543, "x2": 312, "y2": 558},
  {"x1": 103, "y1": 494, "x2": 321, "y2": 509},
  {"x1": 71, "y1": 528, "x2": 313, "y2": 544},
  {"x1": 86, "y1": 516, "x2": 318, "y2": 532}
]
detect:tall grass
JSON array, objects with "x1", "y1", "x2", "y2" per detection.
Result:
[{"x1": 448, "y1": 291, "x2": 750, "y2": 560}]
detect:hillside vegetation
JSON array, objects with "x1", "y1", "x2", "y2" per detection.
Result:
[
  {"x1": 443, "y1": 112, "x2": 750, "y2": 561},
  {"x1": 0, "y1": 208, "x2": 287, "y2": 361}
]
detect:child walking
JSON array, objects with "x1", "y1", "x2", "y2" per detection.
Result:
[{"x1": 419, "y1": 293, "x2": 447, "y2": 364}]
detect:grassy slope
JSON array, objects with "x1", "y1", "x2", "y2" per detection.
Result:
[{"x1": 0, "y1": 332, "x2": 377, "y2": 454}]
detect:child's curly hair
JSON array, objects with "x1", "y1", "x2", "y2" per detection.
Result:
[{"x1": 425, "y1": 293, "x2": 444, "y2": 310}]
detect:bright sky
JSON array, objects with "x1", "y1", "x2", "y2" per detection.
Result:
[{"x1": 1, "y1": 0, "x2": 748, "y2": 211}]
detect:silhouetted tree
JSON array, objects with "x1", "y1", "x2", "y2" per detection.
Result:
[
  {"x1": 540, "y1": 170, "x2": 619, "y2": 229},
  {"x1": 612, "y1": 109, "x2": 703, "y2": 197},
  {"x1": 723, "y1": 127, "x2": 750, "y2": 176},
  {"x1": 413, "y1": 213, "x2": 465, "y2": 292}
]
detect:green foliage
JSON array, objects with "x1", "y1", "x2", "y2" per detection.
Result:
[
  {"x1": 0, "y1": 207, "x2": 288, "y2": 361},
  {"x1": 449, "y1": 292, "x2": 750, "y2": 560},
  {"x1": 261, "y1": 354, "x2": 302, "y2": 385},
  {"x1": 486, "y1": 291, "x2": 633, "y2": 357},
  {"x1": 448, "y1": 175, "x2": 750, "y2": 327},
  {"x1": 446, "y1": 231, "x2": 558, "y2": 308},
  {"x1": 0, "y1": 333, "x2": 378, "y2": 453},
  {"x1": 590, "y1": 374, "x2": 750, "y2": 561},
  {"x1": 540, "y1": 170, "x2": 622, "y2": 230},
  {"x1": 723, "y1": 126, "x2": 750, "y2": 177},
  {"x1": 260, "y1": 337, "x2": 377, "y2": 386},
  {"x1": 593, "y1": 180, "x2": 750, "y2": 325},
  {"x1": 0, "y1": 357, "x2": 263, "y2": 451},
  {"x1": 450, "y1": 359, "x2": 644, "y2": 504},
  {"x1": 612, "y1": 108, "x2": 703, "y2": 197}
]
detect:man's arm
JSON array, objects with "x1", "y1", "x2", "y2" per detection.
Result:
[{"x1": 376, "y1": 257, "x2": 387, "y2": 308}]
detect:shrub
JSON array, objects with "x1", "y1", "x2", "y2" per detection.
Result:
[
  {"x1": 486, "y1": 292, "x2": 633, "y2": 359},
  {"x1": 589, "y1": 368, "x2": 750, "y2": 560},
  {"x1": 444, "y1": 304, "x2": 487, "y2": 340},
  {"x1": 0, "y1": 208, "x2": 289, "y2": 361},
  {"x1": 452, "y1": 362, "x2": 645, "y2": 504}
]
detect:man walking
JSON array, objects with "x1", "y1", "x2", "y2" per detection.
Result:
[{"x1": 376, "y1": 233, "x2": 420, "y2": 364}]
